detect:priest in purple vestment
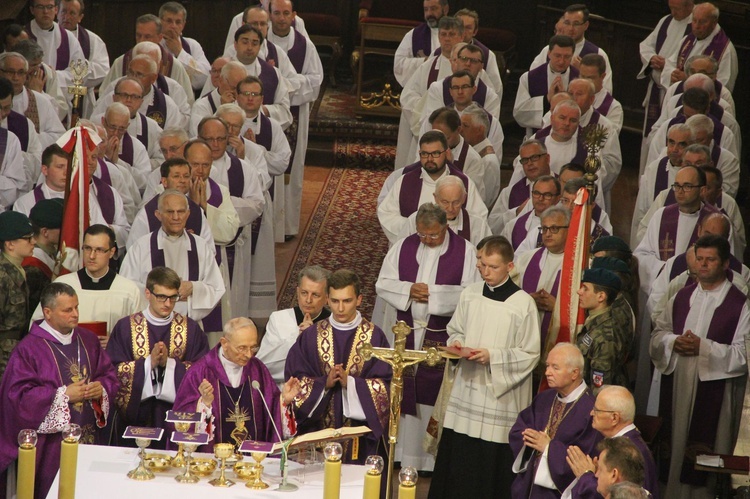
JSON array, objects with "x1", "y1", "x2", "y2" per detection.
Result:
[
  {"x1": 285, "y1": 269, "x2": 392, "y2": 465},
  {"x1": 173, "y1": 317, "x2": 299, "y2": 452},
  {"x1": 0, "y1": 283, "x2": 119, "y2": 499},
  {"x1": 107, "y1": 266, "x2": 208, "y2": 448},
  {"x1": 510, "y1": 343, "x2": 602, "y2": 498}
]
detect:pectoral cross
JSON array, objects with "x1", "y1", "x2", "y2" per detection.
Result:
[
  {"x1": 660, "y1": 231, "x2": 674, "y2": 261},
  {"x1": 359, "y1": 320, "x2": 444, "y2": 499}
]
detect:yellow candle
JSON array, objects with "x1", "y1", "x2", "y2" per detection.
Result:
[
  {"x1": 17, "y1": 446, "x2": 35, "y2": 499},
  {"x1": 363, "y1": 471, "x2": 381, "y2": 499},
  {"x1": 323, "y1": 459, "x2": 341, "y2": 499},
  {"x1": 398, "y1": 483, "x2": 416, "y2": 499},
  {"x1": 59, "y1": 440, "x2": 79, "y2": 499}
]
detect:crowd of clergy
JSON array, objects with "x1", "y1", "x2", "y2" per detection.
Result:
[{"x1": 0, "y1": 0, "x2": 747, "y2": 498}]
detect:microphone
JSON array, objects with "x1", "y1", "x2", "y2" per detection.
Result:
[{"x1": 251, "y1": 380, "x2": 283, "y2": 443}]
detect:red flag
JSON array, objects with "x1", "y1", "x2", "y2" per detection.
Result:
[{"x1": 56, "y1": 127, "x2": 98, "y2": 275}]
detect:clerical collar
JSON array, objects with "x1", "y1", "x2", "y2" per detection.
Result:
[
  {"x1": 613, "y1": 423, "x2": 637, "y2": 437},
  {"x1": 293, "y1": 305, "x2": 331, "y2": 326},
  {"x1": 40, "y1": 320, "x2": 74, "y2": 345},
  {"x1": 78, "y1": 267, "x2": 116, "y2": 290},
  {"x1": 219, "y1": 346, "x2": 244, "y2": 387},
  {"x1": 483, "y1": 276, "x2": 520, "y2": 302},
  {"x1": 330, "y1": 311, "x2": 362, "y2": 330},
  {"x1": 143, "y1": 307, "x2": 174, "y2": 326},
  {"x1": 557, "y1": 380, "x2": 587, "y2": 403}
]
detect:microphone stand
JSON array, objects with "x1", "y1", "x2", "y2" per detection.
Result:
[{"x1": 252, "y1": 381, "x2": 298, "y2": 492}]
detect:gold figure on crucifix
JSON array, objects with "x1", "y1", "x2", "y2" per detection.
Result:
[{"x1": 226, "y1": 403, "x2": 250, "y2": 448}]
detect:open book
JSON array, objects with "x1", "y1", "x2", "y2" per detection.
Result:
[{"x1": 261, "y1": 426, "x2": 373, "y2": 454}]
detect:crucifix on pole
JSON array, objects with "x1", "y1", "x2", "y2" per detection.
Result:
[{"x1": 359, "y1": 320, "x2": 444, "y2": 499}]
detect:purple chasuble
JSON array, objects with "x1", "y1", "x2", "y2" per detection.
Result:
[
  {"x1": 411, "y1": 23, "x2": 433, "y2": 56},
  {"x1": 399, "y1": 163, "x2": 470, "y2": 217},
  {"x1": 509, "y1": 387, "x2": 601, "y2": 498},
  {"x1": 0, "y1": 322, "x2": 118, "y2": 499},
  {"x1": 6, "y1": 110, "x2": 29, "y2": 151},
  {"x1": 657, "y1": 204, "x2": 717, "y2": 261},
  {"x1": 285, "y1": 319, "x2": 392, "y2": 464},
  {"x1": 396, "y1": 229, "x2": 466, "y2": 413},
  {"x1": 521, "y1": 248, "x2": 561, "y2": 347},
  {"x1": 172, "y1": 345, "x2": 284, "y2": 451},
  {"x1": 660, "y1": 282, "x2": 746, "y2": 486},
  {"x1": 106, "y1": 312, "x2": 207, "y2": 448},
  {"x1": 149, "y1": 230, "x2": 199, "y2": 281}
]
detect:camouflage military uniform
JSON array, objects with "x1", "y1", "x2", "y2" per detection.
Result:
[
  {"x1": 575, "y1": 306, "x2": 631, "y2": 392},
  {"x1": 0, "y1": 252, "x2": 30, "y2": 381}
]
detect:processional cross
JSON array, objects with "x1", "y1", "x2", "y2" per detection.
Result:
[{"x1": 359, "y1": 320, "x2": 444, "y2": 499}]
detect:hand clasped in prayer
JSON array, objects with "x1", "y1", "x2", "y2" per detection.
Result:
[{"x1": 522, "y1": 428, "x2": 551, "y2": 452}]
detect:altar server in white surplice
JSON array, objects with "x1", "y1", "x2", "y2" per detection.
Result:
[
  {"x1": 121, "y1": 189, "x2": 225, "y2": 325},
  {"x1": 376, "y1": 203, "x2": 479, "y2": 472}
]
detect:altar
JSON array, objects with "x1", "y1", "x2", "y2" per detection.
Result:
[{"x1": 45, "y1": 444, "x2": 367, "y2": 499}]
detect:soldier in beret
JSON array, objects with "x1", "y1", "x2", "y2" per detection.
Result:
[
  {"x1": 575, "y1": 267, "x2": 630, "y2": 393},
  {"x1": 24, "y1": 198, "x2": 63, "y2": 311},
  {"x1": 0, "y1": 210, "x2": 35, "y2": 381}
]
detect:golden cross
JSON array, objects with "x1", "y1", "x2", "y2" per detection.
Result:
[{"x1": 359, "y1": 320, "x2": 443, "y2": 498}]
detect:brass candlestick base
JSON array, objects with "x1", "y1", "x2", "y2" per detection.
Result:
[
  {"x1": 208, "y1": 443, "x2": 235, "y2": 487},
  {"x1": 246, "y1": 452, "x2": 270, "y2": 489},
  {"x1": 174, "y1": 443, "x2": 199, "y2": 484},
  {"x1": 128, "y1": 438, "x2": 155, "y2": 481}
]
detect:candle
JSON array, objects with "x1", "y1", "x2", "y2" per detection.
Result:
[
  {"x1": 17, "y1": 430, "x2": 37, "y2": 499},
  {"x1": 363, "y1": 455, "x2": 384, "y2": 499},
  {"x1": 59, "y1": 424, "x2": 82, "y2": 499},
  {"x1": 398, "y1": 466, "x2": 418, "y2": 499},
  {"x1": 323, "y1": 442, "x2": 343, "y2": 499}
]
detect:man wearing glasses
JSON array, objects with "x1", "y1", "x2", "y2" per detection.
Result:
[
  {"x1": 376, "y1": 203, "x2": 479, "y2": 473},
  {"x1": 98, "y1": 102, "x2": 152, "y2": 193},
  {"x1": 634, "y1": 165, "x2": 719, "y2": 290},
  {"x1": 189, "y1": 61, "x2": 247, "y2": 137},
  {"x1": 107, "y1": 266, "x2": 209, "y2": 448},
  {"x1": 502, "y1": 175, "x2": 561, "y2": 250}
]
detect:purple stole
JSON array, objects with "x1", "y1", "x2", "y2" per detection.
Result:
[
  {"x1": 657, "y1": 204, "x2": 717, "y2": 260},
  {"x1": 456, "y1": 208, "x2": 471, "y2": 241},
  {"x1": 146, "y1": 86, "x2": 168, "y2": 127},
  {"x1": 253, "y1": 114, "x2": 274, "y2": 151},
  {"x1": 677, "y1": 29, "x2": 731, "y2": 72},
  {"x1": 427, "y1": 56, "x2": 442, "y2": 87},
  {"x1": 711, "y1": 143, "x2": 721, "y2": 166},
  {"x1": 135, "y1": 113, "x2": 149, "y2": 151},
  {"x1": 96, "y1": 158, "x2": 112, "y2": 185},
  {"x1": 149, "y1": 230, "x2": 199, "y2": 281},
  {"x1": 596, "y1": 92, "x2": 614, "y2": 116},
  {"x1": 257, "y1": 59, "x2": 280, "y2": 106},
  {"x1": 264, "y1": 41, "x2": 279, "y2": 66},
  {"x1": 521, "y1": 248, "x2": 561, "y2": 346},
  {"x1": 441, "y1": 78, "x2": 488, "y2": 107},
  {"x1": 587, "y1": 109, "x2": 602, "y2": 126},
  {"x1": 123, "y1": 45, "x2": 174, "y2": 79},
  {"x1": 26, "y1": 22, "x2": 70, "y2": 71},
  {"x1": 653, "y1": 157, "x2": 678, "y2": 204},
  {"x1": 155, "y1": 74, "x2": 171, "y2": 96},
  {"x1": 511, "y1": 210, "x2": 533, "y2": 249},
  {"x1": 33, "y1": 184, "x2": 45, "y2": 203},
  {"x1": 285, "y1": 30, "x2": 308, "y2": 73},
  {"x1": 578, "y1": 39, "x2": 599, "y2": 58},
  {"x1": 661, "y1": 282, "x2": 746, "y2": 486},
  {"x1": 451, "y1": 140, "x2": 470, "y2": 172},
  {"x1": 528, "y1": 63, "x2": 579, "y2": 98},
  {"x1": 223, "y1": 154, "x2": 251, "y2": 267},
  {"x1": 180, "y1": 37, "x2": 191, "y2": 55},
  {"x1": 206, "y1": 93, "x2": 217, "y2": 114},
  {"x1": 472, "y1": 38, "x2": 491, "y2": 70},
  {"x1": 508, "y1": 178, "x2": 530, "y2": 209},
  {"x1": 396, "y1": 229, "x2": 466, "y2": 414},
  {"x1": 120, "y1": 133, "x2": 135, "y2": 167},
  {"x1": 91, "y1": 176, "x2": 116, "y2": 224},
  {"x1": 669, "y1": 251, "x2": 742, "y2": 281},
  {"x1": 199, "y1": 177, "x2": 225, "y2": 331},
  {"x1": 398, "y1": 163, "x2": 470, "y2": 217},
  {"x1": 143, "y1": 195, "x2": 203, "y2": 235},
  {"x1": 411, "y1": 23, "x2": 433, "y2": 57},
  {"x1": 77, "y1": 26, "x2": 91, "y2": 59},
  {"x1": 6, "y1": 110, "x2": 29, "y2": 151},
  {"x1": 534, "y1": 126, "x2": 588, "y2": 166},
  {"x1": 0, "y1": 128, "x2": 6, "y2": 168}
]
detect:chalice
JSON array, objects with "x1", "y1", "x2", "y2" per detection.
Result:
[
  {"x1": 174, "y1": 439, "x2": 200, "y2": 484},
  {"x1": 127, "y1": 438, "x2": 155, "y2": 481},
  {"x1": 246, "y1": 452, "x2": 270, "y2": 489},
  {"x1": 171, "y1": 422, "x2": 191, "y2": 468},
  {"x1": 208, "y1": 443, "x2": 235, "y2": 487}
]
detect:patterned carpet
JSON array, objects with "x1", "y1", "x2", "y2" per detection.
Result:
[{"x1": 278, "y1": 167, "x2": 391, "y2": 316}]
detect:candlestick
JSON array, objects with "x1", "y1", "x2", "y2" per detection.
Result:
[
  {"x1": 362, "y1": 455, "x2": 384, "y2": 499},
  {"x1": 323, "y1": 442, "x2": 343, "y2": 499},
  {"x1": 17, "y1": 430, "x2": 37, "y2": 499},
  {"x1": 59, "y1": 424, "x2": 82, "y2": 499},
  {"x1": 398, "y1": 466, "x2": 417, "y2": 499}
]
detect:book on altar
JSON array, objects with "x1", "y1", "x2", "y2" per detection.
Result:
[{"x1": 265, "y1": 426, "x2": 373, "y2": 454}]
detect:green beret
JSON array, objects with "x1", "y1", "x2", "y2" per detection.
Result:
[
  {"x1": 29, "y1": 199, "x2": 64, "y2": 229},
  {"x1": 591, "y1": 236, "x2": 631, "y2": 255},
  {"x1": 582, "y1": 268, "x2": 621, "y2": 292},
  {"x1": 591, "y1": 256, "x2": 630, "y2": 275},
  {"x1": 0, "y1": 211, "x2": 34, "y2": 241}
]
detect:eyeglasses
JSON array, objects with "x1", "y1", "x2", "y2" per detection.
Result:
[
  {"x1": 149, "y1": 292, "x2": 181, "y2": 303},
  {"x1": 103, "y1": 118, "x2": 128, "y2": 134},
  {"x1": 209, "y1": 68, "x2": 223, "y2": 75},
  {"x1": 520, "y1": 153, "x2": 545, "y2": 165},
  {"x1": 239, "y1": 91, "x2": 263, "y2": 97},
  {"x1": 416, "y1": 230, "x2": 444, "y2": 240},
  {"x1": 160, "y1": 142, "x2": 186, "y2": 156},
  {"x1": 592, "y1": 407, "x2": 618, "y2": 414},
  {"x1": 33, "y1": 4, "x2": 56, "y2": 10},
  {"x1": 538, "y1": 225, "x2": 569, "y2": 234},
  {"x1": 531, "y1": 190, "x2": 557, "y2": 200},
  {"x1": 672, "y1": 183, "x2": 703, "y2": 192},
  {"x1": 458, "y1": 55, "x2": 482, "y2": 65},
  {"x1": 19, "y1": 235, "x2": 35, "y2": 242},
  {"x1": 0, "y1": 68, "x2": 28, "y2": 77},
  {"x1": 82, "y1": 245, "x2": 112, "y2": 255},
  {"x1": 449, "y1": 84, "x2": 472, "y2": 91},
  {"x1": 227, "y1": 342, "x2": 260, "y2": 354},
  {"x1": 114, "y1": 92, "x2": 143, "y2": 100},
  {"x1": 562, "y1": 20, "x2": 586, "y2": 27},
  {"x1": 419, "y1": 150, "x2": 446, "y2": 159}
]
